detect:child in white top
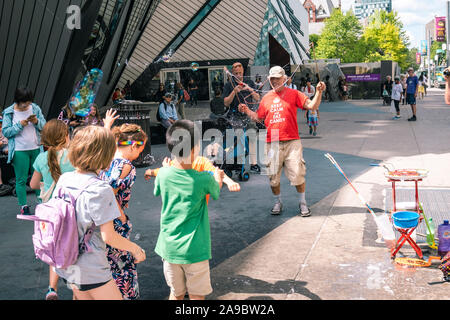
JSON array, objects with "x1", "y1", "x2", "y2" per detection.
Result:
[{"x1": 391, "y1": 77, "x2": 403, "y2": 119}]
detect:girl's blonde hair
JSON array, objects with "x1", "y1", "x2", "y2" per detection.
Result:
[
  {"x1": 68, "y1": 126, "x2": 117, "y2": 173},
  {"x1": 112, "y1": 123, "x2": 148, "y2": 146},
  {"x1": 40, "y1": 119, "x2": 69, "y2": 182}
]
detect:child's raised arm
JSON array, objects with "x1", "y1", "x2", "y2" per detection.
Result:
[{"x1": 100, "y1": 220, "x2": 146, "y2": 263}]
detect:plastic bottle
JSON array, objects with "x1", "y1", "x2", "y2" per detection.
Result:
[
  {"x1": 437, "y1": 220, "x2": 450, "y2": 257},
  {"x1": 426, "y1": 218, "x2": 436, "y2": 246}
]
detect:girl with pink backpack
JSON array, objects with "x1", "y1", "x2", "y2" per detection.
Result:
[
  {"x1": 30, "y1": 119, "x2": 75, "y2": 300},
  {"x1": 51, "y1": 126, "x2": 146, "y2": 300}
]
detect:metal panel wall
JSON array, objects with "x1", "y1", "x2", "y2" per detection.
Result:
[
  {"x1": 0, "y1": 0, "x2": 85, "y2": 115},
  {"x1": 118, "y1": 0, "x2": 207, "y2": 88},
  {"x1": 173, "y1": 0, "x2": 268, "y2": 64}
]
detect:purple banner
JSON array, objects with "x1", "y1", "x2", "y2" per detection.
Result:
[
  {"x1": 345, "y1": 74, "x2": 381, "y2": 82},
  {"x1": 436, "y1": 17, "x2": 446, "y2": 42}
]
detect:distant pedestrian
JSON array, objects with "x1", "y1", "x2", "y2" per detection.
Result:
[
  {"x1": 420, "y1": 72, "x2": 428, "y2": 96},
  {"x1": 155, "y1": 83, "x2": 166, "y2": 103},
  {"x1": 176, "y1": 83, "x2": 187, "y2": 120},
  {"x1": 400, "y1": 75, "x2": 407, "y2": 105},
  {"x1": 306, "y1": 108, "x2": 319, "y2": 136},
  {"x1": 2, "y1": 87, "x2": 46, "y2": 215},
  {"x1": 210, "y1": 88, "x2": 228, "y2": 119},
  {"x1": 124, "y1": 80, "x2": 132, "y2": 100},
  {"x1": 286, "y1": 77, "x2": 297, "y2": 90},
  {"x1": 383, "y1": 76, "x2": 393, "y2": 105},
  {"x1": 406, "y1": 67, "x2": 419, "y2": 121},
  {"x1": 418, "y1": 73, "x2": 425, "y2": 100},
  {"x1": 391, "y1": 77, "x2": 403, "y2": 120},
  {"x1": 338, "y1": 76, "x2": 348, "y2": 101},
  {"x1": 188, "y1": 79, "x2": 198, "y2": 107},
  {"x1": 302, "y1": 80, "x2": 316, "y2": 121}
]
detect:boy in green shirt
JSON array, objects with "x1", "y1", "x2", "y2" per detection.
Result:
[{"x1": 154, "y1": 120, "x2": 224, "y2": 300}]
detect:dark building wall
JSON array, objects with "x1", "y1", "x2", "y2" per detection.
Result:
[
  {"x1": 0, "y1": 0, "x2": 91, "y2": 115},
  {"x1": 0, "y1": 0, "x2": 158, "y2": 118}
]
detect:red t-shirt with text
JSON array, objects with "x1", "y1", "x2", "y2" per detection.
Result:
[{"x1": 257, "y1": 88, "x2": 308, "y2": 143}]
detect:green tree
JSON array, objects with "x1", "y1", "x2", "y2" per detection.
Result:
[
  {"x1": 430, "y1": 38, "x2": 447, "y2": 66},
  {"x1": 361, "y1": 10, "x2": 409, "y2": 69},
  {"x1": 315, "y1": 10, "x2": 366, "y2": 63},
  {"x1": 404, "y1": 47, "x2": 420, "y2": 71}
]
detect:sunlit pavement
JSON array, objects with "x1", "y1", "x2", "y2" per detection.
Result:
[{"x1": 1, "y1": 89, "x2": 449, "y2": 300}]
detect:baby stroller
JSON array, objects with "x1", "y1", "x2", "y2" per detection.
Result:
[
  {"x1": 206, "y1": 109, "x2": 251, "y2": 182},
  {"x1": 382, "y1": 89, "x2": 391, "y2": 106}
]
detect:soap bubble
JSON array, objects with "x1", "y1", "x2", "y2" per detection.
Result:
[{"x1": 191, "y1": 62, "x2": 199, "y2": 71}]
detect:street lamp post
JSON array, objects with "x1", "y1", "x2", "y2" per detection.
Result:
[{"x1": 428, "y1": 29, "x2": 432, "y2": 88}]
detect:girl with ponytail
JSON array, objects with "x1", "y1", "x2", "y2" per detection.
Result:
[{"x1": 30, "y1": 119, "x2": 75, "y2": 300}]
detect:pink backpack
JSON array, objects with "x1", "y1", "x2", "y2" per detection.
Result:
[{"x1": 17, "y1": 178, "x2": 97, "y2": 269}]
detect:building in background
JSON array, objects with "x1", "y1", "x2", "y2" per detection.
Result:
[
  {"x1": 303, "y1": 0, "x2": 339, "y2": 35},
  {"x1": 0, "y1": 0, "x2": 310, "y2": 115},
  {"x1": 123, "y1": 0, "x2": 310, "y2": 103},
  {"x1": 351, "y1": 0, "x2": 392, "y2": 20},
  {"x1": 425, "y1": 18, "x2": 437, "y2": 42}
]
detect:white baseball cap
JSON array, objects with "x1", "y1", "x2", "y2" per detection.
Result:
[{"x1": 268, "y1": 66, "x2": 286, "y2": 79}]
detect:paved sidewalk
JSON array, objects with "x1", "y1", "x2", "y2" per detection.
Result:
[{"x1": 0, "y1": 90, "x2": 448, "y2": 300}]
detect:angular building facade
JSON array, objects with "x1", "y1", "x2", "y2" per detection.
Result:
[
  {"x1": 0, "y1": 0, "x2": 310, "y2": 117},
  {"x1": 123, "y1": 0, "x2": 310, "y2": 103},
  {"x1": 0, "y1": 0, "x2": 159, "y2": 118}
]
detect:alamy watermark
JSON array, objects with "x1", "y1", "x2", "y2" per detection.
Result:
[{"x1": 66, "y1": 5, "x2": 81, "y2": 30}]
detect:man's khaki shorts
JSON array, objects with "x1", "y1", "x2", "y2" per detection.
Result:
[
  {"x1": 265, "y1": 139, "x2": 306, "y2": 187},
  {"x1": 163, "y1": 259, "x2": 213, "y2": 297}
]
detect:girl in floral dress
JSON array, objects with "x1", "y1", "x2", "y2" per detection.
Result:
[{"x1": 99, "y1": 123, "x2": 148, "y2": 299}]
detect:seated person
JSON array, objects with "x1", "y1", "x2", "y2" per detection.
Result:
[
  {"x1": 210, "y1": 88, "x2": 228, "y2": 119},
  {"x1": 158, "y1": 93, "x2": 178, "y2": 129}
]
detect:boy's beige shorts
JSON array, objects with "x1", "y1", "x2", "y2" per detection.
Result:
[
  {"x1": 163, "y1": 259, "x2": 212, "y2": 297},
  {"x1": 265, "y1": 139, "x2": 306, "y2": 187}
]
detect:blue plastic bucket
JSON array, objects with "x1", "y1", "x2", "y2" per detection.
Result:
[{"x1": 392, "y1": 211, "x2": 420, "y2": 229}]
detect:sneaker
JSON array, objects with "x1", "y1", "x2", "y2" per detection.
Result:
[
  {"x1": 408, "y1": 115, "x2": 417, "y2": 121},
  {"x1": 250, "y1": 164, "x2": 261, "y2": 174},
  {"x1": 20, "y1": 205, "x2": 31, "y2": 216},
  {"x1": 313, "y1": 132, "x2": 317, "y2": 136},
  {"x1": 45, "y1": 287, "x2": 58, "y2": 300},
  {"x1": 299, "y1": 206, "x2": 311, "y2": 217},
  {"x1": 271, "y1": 202, "x2": 283, "y2": 215}
]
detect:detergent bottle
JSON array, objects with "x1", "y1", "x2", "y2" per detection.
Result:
[{"x1": 437, "y1": 220, "x2": 450, "y2": 257}]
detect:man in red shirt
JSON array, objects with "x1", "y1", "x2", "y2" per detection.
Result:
[{"x1": 239, "y1": 66, "x2": 325, "y2": 216}]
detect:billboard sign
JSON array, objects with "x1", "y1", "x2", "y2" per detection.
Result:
[
  {"x1": 436, "y1": 17, "x2": 446, "y2": 42},
  {"x1": 345, "y1": 74, "x2": 381, "y2": 82},
  {"x1": 420, "y1": 40, "x2": 428, "y2": 56}
]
